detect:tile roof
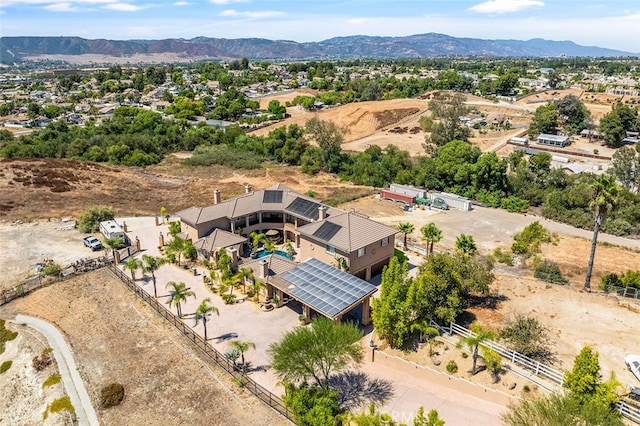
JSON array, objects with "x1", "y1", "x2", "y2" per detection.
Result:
[
  {"x1": 193, "y1": 229, "x2": 247, "y2": 253},
  {"x1": 297, "y1": 211, "x2": 398, "y2": 252}
]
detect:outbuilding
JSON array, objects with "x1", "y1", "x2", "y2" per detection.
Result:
[{"x1": 537, "y1": 133, "x2": 569, "y2": 148}]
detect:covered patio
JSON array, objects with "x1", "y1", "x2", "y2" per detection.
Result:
[{"x1": 269, "y1": 258, "x2": 377, "y2": 325}]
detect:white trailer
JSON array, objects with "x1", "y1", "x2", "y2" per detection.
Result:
[{"x1": 99, "y1": 220, "x2": 131, "y2": 246}]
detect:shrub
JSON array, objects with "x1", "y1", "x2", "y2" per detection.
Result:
[
  {"x1": 33, "y1": 348, "x2": 54, "y2": 371},
  {"x1": 501, "y1": 196, "x2": 529, "y2": 213},
  {"x1": 100, "y1": 383, "x2": 125, "y2": 408},
  {"x1": 0, "y1": 319, "x2": 19, "y2": 354},
  {"x1": 461, "y1": 352, "x2": 469, "y2": 359},
  {"x1": 183, "y1": 145, "x2": 263, "y2": 169},
  {"x1": 77, "y1": 205, "x2": 115, "y2": 233},
  {"x1": 621, "y1": 270, "x2": 640, "y2": 289},
  {"x1": 40, "y1": 263, "x2": 62, "y2": 277},
  {"x1": 43, "y1": 396, "x2": 75, "y2": 420},
  {"x1": 493, "y1": 248, "x2": 514, "y2": 266},
  {"x1": 0, "y1": 360, "x2": 12, "y2": 374},
  {"x1": 512, "y1": 221, "x2": 553, "y2": 258},
  {"x1": 534, "y1": 260, "x2": 568, "y2": 284},
  {"x1": 523, "y1": 385, "x2": 531, "y2": 393},
  {"x1": 222, "y1": 293, "x2": 237, "y2": 305},
  {"x1": 599, "y1": 273, "x2": 621, "y2": 293},
  {"x1": 446, "y1": 360, "x2": 458, "y2": 373},
  {"x1": 43, "y1": 373, "x2": 61, "y2": 388}
]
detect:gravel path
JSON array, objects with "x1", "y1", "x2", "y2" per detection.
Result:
[{"x1": 13, "y1": 315, "x2": 100, "y2": 426}]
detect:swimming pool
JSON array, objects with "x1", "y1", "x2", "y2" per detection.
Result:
[{"x1": 254, "y1": 249, "x2": 293, "y2": 260}]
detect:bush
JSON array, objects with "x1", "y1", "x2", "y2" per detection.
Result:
[
  {"x1": 77, "y1": 205, "x2": 115, "y2": 233},
  {"x1": 100, "y1": 383, "x2": 125, "y2": 408},
  {"x1": 0, "y1": 319, "x2": 19, "y2": 354},
  {"x1": 44, "y1": 396, "x2": 75, "y2": 420},
  {"x1": 43, "y1": 373, "x2": 61, "y2": 388},
  {"x1": 461, "y1": 352, "x2": 469, "y2": 359},
  {"x1": 0, "y1": 360, "x2": 12, "y2": 374},
  {"x1": 492, "y1": 248, "x2": 514, "y2": 266},
  {"x1": 599, "y1": 273, "x2": 621, "y2": 293},
  {"x1": 534, "y1": 260, "x2": 568, "y2": 284},
  {"x1": 511, "y1": 221, "x2": 553, "y2": 258},
  {"x1": 501, "y1": 196, "x2": 529, "y2": 213},
  {"x1": 621, "y1": 270, "x2": 640, "y2": 289},
  {"x1": 33, "y1": 348, "x2": 54, "y2": 371},
  {"x1": 183, "y1": 145, "x2": 263, "y2": 169},
  {"x1": 40, "y1": 263, "x2": 62, "y2": 277},
  {"x1": 446, "y1": 360, "x2": 458, "y2": 373}
]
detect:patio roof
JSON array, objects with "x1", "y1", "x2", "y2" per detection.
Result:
[{"x1": 275, "y1": 258, "x2": 377, "y2": 320}]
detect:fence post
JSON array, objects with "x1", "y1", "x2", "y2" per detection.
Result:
[{"x1": 449, "y1": 322, "x2": 453, "y2": 335}]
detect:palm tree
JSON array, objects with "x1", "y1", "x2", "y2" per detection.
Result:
[
  {"x1": 421, "y1": 222, "x2": 442, "y2": 256},
  {"x1": 457, "y1": 323, "x2": 496, "y2": 375},
  {"x1": 142, "y1": 255, "x2": 165, "y2": 298},
  {"x1": 238, "y1": 267, "x2": 254, "y2": 294},
  {"x1": 123, "y1": 257, "x2": 142, "y2": 280},
  {"x1": 229, "y1": 340, "x2": 256, "y2": 372},
  {"x1": 251, "y1": 279, "x2": 264, "y2": 303},
  {"x1": 584, "y1": 175, "x2": 621, "y2": 291},
  {"x1": 410, "y1": 320, "x2": 440, "y2": 356},
  {"x1": 249, "y1": 231, "x2": 266, "y2": 254},
  {"x1": 398, "y1": 222, "x2": 414, "y2": 250},
  {"x1": 455, "y1": 233, "x2": 477, "y2": 257},
  {"x1": 194, "y1": 298, "x2": 219, "y2": 342},
  {"x1": 165, "y1": 281, "x2": 195, "y2": 317},
  {"x1": 104, "y1": 236, "x2": 122, "y2": 261},
  {"x1": 166, "y1": 237, "x2": 186, "y2": 265}
]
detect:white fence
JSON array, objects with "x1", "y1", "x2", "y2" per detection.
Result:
[
  {"x1": 613, "y1": 286, "x2": 640, "y2": 299},
  {"x1": 429, "y1": 320, "x2": 565, "y2": 385},
  {"x1": 618, "y1": 400, "x2": 640, "y2": 424}
]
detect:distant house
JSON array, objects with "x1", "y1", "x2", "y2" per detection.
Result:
[{"x1": 537, "y1": 133, "x2": 569, "y2": 148}]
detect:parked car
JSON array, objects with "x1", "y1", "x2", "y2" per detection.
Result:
[
  {"x1": 432, "y1": 197, "x2": 449, "y2": 210},
  {"x1": 625, "y1": 355, "x2": 640, "y2": 382},
  {"x1": 83, "y1": 236, "x2": 103, "y2": 251}
]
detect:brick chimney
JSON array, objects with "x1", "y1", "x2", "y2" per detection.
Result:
[
  {"x1": 213, "y1": 189, "x2": 221, "y2": 205},
  {"x1": 318, "y1": 205, "x2": 327, "y2": 221},
  {"x1": 245, "y1": 184, "x2": 252, "y2": 194},
  {"x1": 259, "y1": 259, "x2": 269, "y2": 279}
]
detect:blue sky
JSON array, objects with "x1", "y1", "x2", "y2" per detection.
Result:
[{"x1": 1, "y1": 0, "x2": 639, "y2": 52}]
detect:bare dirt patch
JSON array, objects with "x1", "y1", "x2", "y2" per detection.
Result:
[{"x1": 0, "y1": 269, "x2": 289, "y2": 426}]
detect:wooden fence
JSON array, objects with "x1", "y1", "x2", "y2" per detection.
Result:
[
  {"x1": 106, "y1": 266, "x2": 294, "y2": 423},
  {"x1": 613, "y1": 286, "x2": 640, "y2": 300}
]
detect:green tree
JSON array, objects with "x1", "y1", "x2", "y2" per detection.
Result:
[
  {"x1": 166, "y1": 237, "x2": 187, "y2": 266},
  {"x1": 283, "y1": 382, "x2": 340, "y2": 426},
  {"x1": 397, "y1": 222, "x2": 414, "y2": 250},
  {"x1": 421, "y1": 222, "x2": 442, "y2": 256},
  {"x1": 584, "y1": 175, "x2": 621, "y2": 291},
  {"x1": 555, "y1": 95, "x2": 589, "y2": 134},
  {"x1": 142, "y1": 254, "x2": 165, "y2": 298},
  {"x1": 194, "y1": 298, "x2": 219, "y2": 342},
  {"x1": 563, "y1": 346, "x2": 620, "y2": 407},
  {"x1": 77, "y1": 206, "x2": 115, "y2": 233},
  {"x1": 371, "y1": 257, "x2": 412, "y2": 348},
  {"x1": 410, "y1": 319, "x2": 440, "y2": 356},
  {"x1": 229, "y1": 340, "x2": 255, "y2": 371},
  {"x1": 499, "y1": 315, "x2": 553, "y2": 362},
  {"x1": 528, "y1": 103, "x2": 559, "y2": 137},
  {"x1": 123, "y1": 257, "x2": 142, "y2": 280},
  {"x1": 103, "y1": 237, "x2": 122, "y2": 260},
  {"x1": 268, "y1": 317, "x2": 363, "y2": 390},
  {"x1": 237, "y1": 267, "x2": 254, "y2": 294},
  {"x1": 456, "y1": 322, "x2": 496, "y2": 375},
  {"x1": 165, "y1": 281, "x2": 195, "y2": 317},
  {"x1": 608, "y1": 146, "x2": 640, "y2": 193},
  {"x1": 600, "y1": 111, "x2": 626, "y2": 147},
  {"x1": 454, "y1": 234, "x2": 477, "y2": 256},
  {"x1": 305, "y1": 117, "x2": 346, "y2": 173},
  {"x1": 413, "y1": 407, "x2": 445, "y2": 426},
  {"x1": 424, "y1": 93, "x2": 471, "y2": 148}
]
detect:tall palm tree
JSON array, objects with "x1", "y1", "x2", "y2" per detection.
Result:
[
  {"x1": 584, "y1": 175, "x2": 621, "y2": 291},
  {"x1": 238, "y1": 267, "x2": 254, "y2": 294},
  {"x1": 457, "y1": 323, "x2": 496, "y2": 375},
  {"x1": 142, "y1": 255, "x2": 165, "y2": 298},
  {"x1": 251, "y1": 279, "x2": 264, "y2": 303},
  {"x1": 229, "y1": 340, "x2": 256, "y2": 372},
  {"x1": 455, "y1": 233, "x2": 477, "y2": 257},
  {"x1": 123, "y1": 257, "x2": 142, "y2": 280},
  {"x1": 166, "y1": 237, "x2": 186, "y2": 265},
  {"x1": 194, "y1": 298, "x2": 219, "y2": 342},
  {"x1": 397, "y1": 222, "x2": 414, "y2": 250},
  {"x1": 165, "y1": 281, "x2": 195, "y2": 317},
  {"x1": 421, "y1": 222, "x2": 442, "y2": 256}
]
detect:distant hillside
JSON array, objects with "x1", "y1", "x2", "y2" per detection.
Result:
[{"x1": 0, "y1": 33, "x2": 635, "y2": 64}]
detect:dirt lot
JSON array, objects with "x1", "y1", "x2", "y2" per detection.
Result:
[{"x1": 0, "y1": 270, "x2": 289, "y2": 426}]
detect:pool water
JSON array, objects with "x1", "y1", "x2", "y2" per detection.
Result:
[{"x1": 255, "y1": 249, "x2": 293, "y2": 260}]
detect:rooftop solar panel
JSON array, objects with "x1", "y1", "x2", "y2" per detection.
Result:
[
  {"x1": 312, "y1": 222, "x2": 342, "y2": 242},
  {"x1": 286, "y1": 197, "x2": 321, "y2": 220},
  {"x1": 280, "y1": 258, "x2": 377, "y2": 318},
  {"x1": 263, "y1": 190, "x2": 283, "y2": 204}
]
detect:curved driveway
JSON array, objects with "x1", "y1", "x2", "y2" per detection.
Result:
[{"x1": 13, "y1": 315, "x2": 99, "y2": 426}]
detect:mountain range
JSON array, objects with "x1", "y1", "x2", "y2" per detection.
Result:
[{"x1": 0, "y1": 33, "x2": 635, "y2": 64}]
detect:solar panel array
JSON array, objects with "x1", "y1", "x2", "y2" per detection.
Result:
[
  {"x1": 312, "y1": 222, "x2": 342, "y2": 242},
  {"x1": 280, "y1": 258, "x2": 376, "y2": 318},
  {"x1": 285, "y1": 197, "x2": 321, "y2": 220},
  {"x1": 263, "y1": 190, "x2": 283, "y2": 204}
]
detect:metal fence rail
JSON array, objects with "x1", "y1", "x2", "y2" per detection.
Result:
[
  {"x1": 106, "y1": 265, "x2": 293, "y2": 422},
  {"x1": 613, "y1": 286, "x2": 640, "y2": 300},
  {"x1": 618, "y1": 400, "x2": 640, "y2": 424}
]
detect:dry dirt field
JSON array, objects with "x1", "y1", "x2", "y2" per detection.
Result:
[{"x1": 0, "y1": 269, "x2": 289, "y2": 426}]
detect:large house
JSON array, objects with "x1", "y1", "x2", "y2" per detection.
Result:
[{"x1": 176, "y1": 183, "x2": 398, "y2": 281}]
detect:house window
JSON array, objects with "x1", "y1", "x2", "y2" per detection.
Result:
[
  {"x1": 326, "y1": 245, "x2": 335, "y2": 255},
  {"x1": 357, "y1": 247, "x2": 366, "y2": 258},
  {"x1": 381, "y1": 237, "x2": 389, "y2": 247}
]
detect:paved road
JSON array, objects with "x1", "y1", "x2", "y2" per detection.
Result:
[{"x1": 13, "y1": 315, "x2": 99, "y2": 426}]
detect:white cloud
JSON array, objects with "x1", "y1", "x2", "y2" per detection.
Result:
[
  {"x1": 1, "y1": 0, "x2": 113, "y2": 6},
  {"x1": 469, "y1": 0, "x2": 544, "y2": 14},
  {"x1": 210, "y1": 0, "x2": 246, "y2": 4},
  {"x1": 43, "y1": 1, "x2": 79, "y2": 11},
  {"x1": 220, "y1": 9, "x2": 283, "y2": 19},
  {"x1": 101, "y1": 2, "x2": 144, "y2": 11},
  {"x1": 172, "y1": 1, "x2": 192, "y2": 5}
]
